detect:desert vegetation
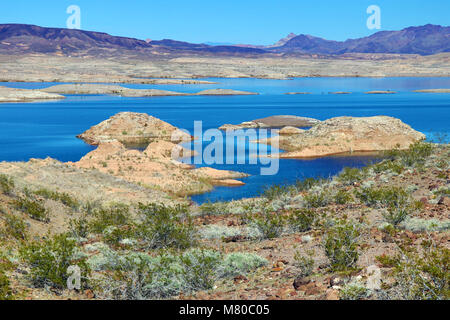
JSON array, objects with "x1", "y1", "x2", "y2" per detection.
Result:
[{"x1": 0, "y1": 141, "x2": 448, "y2": 300}]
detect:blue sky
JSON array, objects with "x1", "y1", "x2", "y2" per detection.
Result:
[{"x1": 1, "y1": 0, "x2": 449, "y2": 44}]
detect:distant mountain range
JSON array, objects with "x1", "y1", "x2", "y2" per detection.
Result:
[{"x1": 0, "y1": 23, "x2": 448, "y2": 57}]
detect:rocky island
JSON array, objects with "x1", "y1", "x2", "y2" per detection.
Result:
[
  {"x1": 0, "y1": 86, "x2": 65, "y2": 103},
  {"x1": 40, "y1": 84, "x2": 258, "y2": 97},
  {"x1": 413, "y1": 89, "x2": 450, "y2": 93},
  {"x1": 219, "y1": 115, "x2": 320, "y2": 131},
  {"x1": 258, "y1": 116, "x2": 426, "y2": 158}
]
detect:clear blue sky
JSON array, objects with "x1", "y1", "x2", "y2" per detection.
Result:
[{"x1": 1, "y1": 0, "x2": 449, "y2": 44}]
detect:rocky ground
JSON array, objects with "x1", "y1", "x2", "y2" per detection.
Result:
[{"x1": 0, "y1": 112, "x2": 447, "y2": 301}]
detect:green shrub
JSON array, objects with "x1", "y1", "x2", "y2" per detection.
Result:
[
  {"x1": 295, "y1": 177, "x2": 326, "y2": 192},
  {"x1": 303, "y1": 190, "x2": 332, "y2": 208},
  {"x1": 20, "y1": 234, "x2": 90, "y2": 289},
  {"x1": 372, "y1": 160, "x2": 405, "y2": 174},
  {"x1": 68, "y1": 214, "x2": 89, "y2": 239},
  {"x1": 340, "y1": 283, "x2": 370, "y2": 300},
  {"x1": 0, "y1": 174, "x2": 14, "y2": 195},
  {"x1": 337, "y1": 167, "x2": 367, "y2": 185},
  {"x1": 261, "y1": 184, "x2": 291, "y2": 200},
  {"x1": 386, "y1": 141, "x2": 434, "y2": 167},
  {"x1": 293, "y1": 250, "x2": 315, "y2": 277},
  {"x1": 323, "y1": 220, "x2": 361, "y2": 271},
  {"x1": 1, "y1": 213, "x2": 28, "y2": 240},
  {"x1": 355, "y1": 186, "x2": 410, "y2": 209},
  {"x1": 392, "y1": 241, "x2": 449, "y2": 300},
  {"x1": 32, "y1": 188, "x2": 79, "y2": 210},
  {"x1": 13, "y1": 196, "x2": 49, "y2": 222},
  {"x1": 93, "y1": 249, "x2": 265, "y2": 300},
  {"x1": 248, "y1": 211, "x2": 285, "y2": 239},
  {"x1": 334, "y1": 190, "x2": 354, "y2": 205},
  {"x1": 287, "y1": 209, "x2": 315, "y2": 233},
  {"x1": 179, "y1": 249, "x2": 221, "y2": 291},
  {"x1": 0, "y1": 270, "x2": 13, "y2": 300},
  {"x1": 137, "y1": 203, "x2": 197, "y2": 249},
  {"x1": 199, "y1": 201, "x2": 228, "y2": 216},
  {"x1": 382, "y1": 203, "x2": 413, "y2": 226},
  {"x1": 88, "y1": 204, "x2": 130, "y2": 234}
]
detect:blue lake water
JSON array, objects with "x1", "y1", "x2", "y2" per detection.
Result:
[{"x1": 0, "y1": 77, "x2": 449, "y2": 203}]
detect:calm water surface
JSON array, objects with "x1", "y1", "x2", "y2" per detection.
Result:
[{"x1": 0, "y1": 77, "x2": 449, "y2": 203}]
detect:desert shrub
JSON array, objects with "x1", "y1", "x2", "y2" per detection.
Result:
[
  {"x1": 217, "y1": 252, "x2": 267, "y2": 278},
  {"x1": 103, "y1": 226, "x2": 135, "y2": 246},
  {"x1": 375, "y1": 254, "x2": 398, "y2": 268},
  {"x1": 88, "y1": 203, "x2": 130, "y2": 234},
  {"x1": 293, "y1": 250, "x2": 315, "y2": 277},
  {"x1": 261, "y1": 184, "x2": 291, "y2": 200},
  {"x1": 337, "y1": 167, "x2": 367, "y2": 185},
  {"x1": 179, "y1": 249, "x2": 222, "y2": 291},
  {"x1": 390, "y1": 241, "x2": 449, "y2": 300},
  {"x1": 323, "y1": 220, "x2": 361, "y2": 271},
  {"x1": 399, "y1": 217, "x2": 450, "y2": 233},
  {"x1": 68, "y1": 214, "x2": 89, "y2": 239},
  {"x1": 295, "y1": 177, "x2": 326, "y2": 192},
  {"x1": 382, "y1": 203, "x2": 413, "y2": 226},
  {"x1": 0, "y1": 270, "x2": 13, "y2": 300},
  {"x1": 1, "y1": 213, "x2": 28, "y2": 240},
  {"x1": 386, "y1": 141, "x2": 434, "y2": 167},
  {"x1": 334, "y1": 190, "x2": 354, "y2": 205},
  {"x1": 248, "y1": 211, "x2": 285, "y2": 239},
  {"x1": 303, "y1": 190, "x2": 332, "y2": 208},
  {"x1": 198, "y1": 224, "x2": 243, "y2": 240},
  {"x1": 32, "y1": 188, "x2": 79, "y2": 210},
  {"x1": 0, "y1": 174, "x2": 14, "y2": 195},
  {"x1": 340, "y1": 283, "x2": 370, "y2": 300},
  {"x1": 355, "y1": 186, "x2": 410, "y2": 209},
  {"x1": 199, "y1": 201, "x2": 228, "y2": 216},
  {"x1": 433, "y1": 187, "x2": 450, "y2": 197},
  {"x1": 287, "y1": 209, "x2": 315, "y2": 233},
  {"x1": 137, "y1": 203, "x2": 197, "y2": 249},
  {"x1": 372, "y1": 160, "x2": 405, "y2": 174},
  {"x1": 93, "y1": 249, "x2": 265, "y2": 300},
  {"x1": 13, "y1": 196, "x2": 49, "y2": 222},
  {"x1": 20, "y1": 234, "x2": 90, "y2": 289}
]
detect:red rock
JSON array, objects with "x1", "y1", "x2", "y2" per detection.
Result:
[
  {"x1": 325, "y1": 289, "x2": 340, "y2": 300},
  {"x1": 293, "y1": 277, "x2": 311, "y2": 290}
]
